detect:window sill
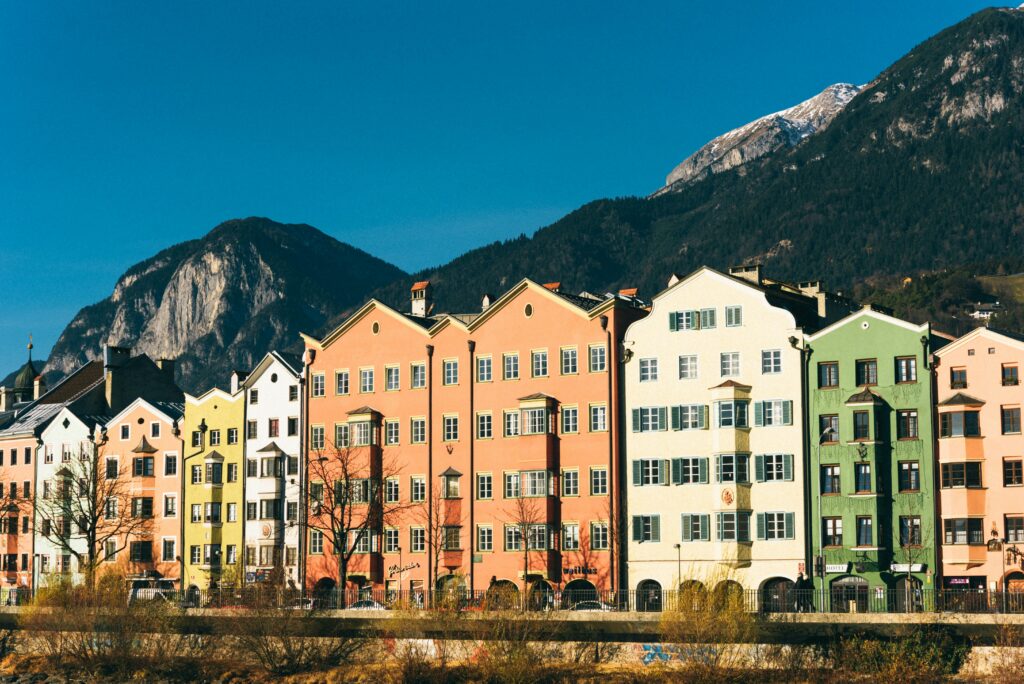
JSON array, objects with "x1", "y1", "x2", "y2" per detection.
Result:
[
  {"x1": 850, "y1": 492, "x2": 878, "y2": 498},
  {"x1": 852, "y1": 546, "x2": 881, "y2": 551},
  {"x1": 897, "y1": 489, "x2": 922, "y2": 495}
]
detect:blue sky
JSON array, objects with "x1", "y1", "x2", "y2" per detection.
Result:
[{"x1": 0, "y1": 1, "x2": 994, "y2": 373}]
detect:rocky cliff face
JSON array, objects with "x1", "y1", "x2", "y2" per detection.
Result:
[
  {"x1": 653, "y1": 83, "x2": 863, "y2": 196},
  {"x1": 44, "y1": 218, "x2": 406, "y2": 392}
]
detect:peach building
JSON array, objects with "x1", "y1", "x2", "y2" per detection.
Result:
[
  {"x1": 935, "y1": 327, "x2": 1024, "y2": 594},
  {"x1": 302, "y1": 279, "x2": 646, "y2": 603}
]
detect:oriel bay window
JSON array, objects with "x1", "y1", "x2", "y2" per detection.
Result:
[
  {"x1": 941, "y1": 462, "x2": 982, "y2": 488},
  {"x1": 522, "y1": 470, "x2": 550, "y2": 497},
  {"x1": 715, "y1": 454, "x2": 749, "y2": 484},
  {"x1": 527, "y1": 525, "x2": 549, "y2": 550},
  {"x1": 716, "y1": 512, "x2": 751, "y2": 542},
  {"x1": 715, "y1": 400, "x2": 749, "y2": 428},
  {"x1": 442, "y1": 469, "x2": 461, "y2": 498},
  {"x1": 852, "y1": 411, "x2": 871, "y2": 441},
  {"x1": 940, "y1": 411, "x2": 981, "y2": 437},
  {"x1": 944, "y1": 518, "x2": 984, "y2": 545},
  {"x1": 522, "y1": 407, "x2": 549, "y2": 435}
]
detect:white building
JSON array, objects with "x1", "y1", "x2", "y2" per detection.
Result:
[
  {"x1": 622, "y1": 266, "x2": 851, "y2": 608},
  {"x1": 239, "y1": 352, "x2": 303, "y2": 588}
]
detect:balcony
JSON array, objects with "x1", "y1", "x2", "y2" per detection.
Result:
[{"x1": 940, "y1": 543, "x2": 989, "y2": 567}]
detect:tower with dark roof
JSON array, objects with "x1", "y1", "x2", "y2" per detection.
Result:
[{"x1": 11, "y1": 337, "x2": 39, "y2": 403}]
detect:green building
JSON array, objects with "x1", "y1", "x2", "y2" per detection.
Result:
[{"x1": 805, "y1": 307, "x2": 948, "y2": 611}]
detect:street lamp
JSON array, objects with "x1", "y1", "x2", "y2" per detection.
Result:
[{"x1": 673, "y1": 543, "x2": 681, "y2": 592}]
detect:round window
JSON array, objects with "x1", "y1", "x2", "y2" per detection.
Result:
[
  {"x1": 137, "y1": 417, "x2": 145, "y2": 425},
  {"x1": 372, "y1": 321, "x2": 381, "y2": 334},
  {"x1": 271, "y1": 373, "x2": 278, "y2": 383},
  {"x1": 524, "y1": 304, "x2": 533, "y2": 318}
]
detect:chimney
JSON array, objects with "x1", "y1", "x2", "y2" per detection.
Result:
[
  {"x1": 619, "y1": 287, "x2": 638, "y2": 298},
  {"x1": 103, "y1": 345, "x2": 131, "y2": 371},
  {"x1": 156, "y1": 359, "x2": 176, "y2": 382},
  {"x1": 543, "y1": 282, "x2": 561, "y2": 293},
  {"x1": 728, "y1": 264, "x2": 762, "y2": 286},
  {"x1": 33, "y1": 375, "x2": 45, "y2": 400},
  {"x1": 0, "y1": 387, "x2": 7, "y2": 412},
  {"x1": 481, "y1": 293, "x2": 495, "y2": 312},
  {"x1": 411, "y1": 281, "x2": 431, "y2": 318},
  {"x1": 667, "y1": 274, "x2": 681, "y2": 288},
  {"x1": 231, "y1": 370, "x2": 249, "y2": 394}
]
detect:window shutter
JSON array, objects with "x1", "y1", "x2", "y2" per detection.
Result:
[
  {"x1": 651, "y1": 515, "x2": 660, "y2": 542},
  {"x1": 714, "y1": 456, "x2": 722, "y2": 484},
  {"x1": 669, "y1": 312, "x2": 679, "y2": 332},
  {"x1": 659, "y1": 459, "x2": 669, "y2": 485},
  {"x1": 783, "y1": 454, "x2": 794, "y2": 481},
  {"x1": 681, "y1": 514, "x2": 692, "y2": 542},
  {"x1": 782, "y1": 400, "x2": 793, "y2": 426},
  {"x1": 657, "y1": 407, "x2": 668, "y2": 431},
  {"x1": 700, "y1": 515, "x2": 710, "y2": 541},
  {"x1": 699, "y1": 405, "x2": 708, "y2": 430},
  {"x1": 698, "y1": 458, "x2": 709, "y2": 484},
  {"x1": 631, "y1": 516, "x2": 642, "y2": 542},
  {"x1": 632, "y1": 460, "x2": 642, "y2": 486},
  {"x1": 671, "y1": 406, "x2": 682, "y2": 431},
  {"x1": 671, "y1": 458, "x2": 682, "y2": 485},
  {"x1": 631, "y1": 409, "x2": 640, "y2": 432},
  {"x1": 754, "y1": 401, "x2": 764, "y2": 427},
  {"x1": 754, "y1": 455, "x2": 765, "y2": 482},
  {"x1": 715, "y1": 513, "x2": 723, "y2": 542},
  {"x1": 785, "y1": 512, "x2": 795, "y2": 540},
  {"x1": 713, "y1": 403, "x2": 721, "y2": 428},
  {"x1": 756, "y1": 513, "x2": 766, "y2": 541}
]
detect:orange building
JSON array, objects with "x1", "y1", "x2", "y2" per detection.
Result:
[{"x1": 301, "y1": 280, "x2": 646, "y2": 603}]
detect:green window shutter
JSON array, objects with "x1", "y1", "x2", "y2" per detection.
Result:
[
  {"x1": 756, "y1": 512, "x2": 766, "y2": 541},
  {"x1": 699, "y1": 405, "x2": 708, "y2": 429},
  {"x1": 782, "y1": 400, "x2": 793, "y2": 426},
  {"x1": 681, "y1": 514, "x2": 692, "y2": 542},
  {"x1": 669, "y1": 312, "x2": 679, "y2": 332},
  {"x1": 698, "y1": 458, "x2": 709, "y2": 484},
  {"x1": 715, "y1": 513, "x2": 723, "y2": 542},
  {"x1": 783, "y1": 454, "x2": 794, "y2": 481},
  {"x1": 632, "y1": 460, "x2": 642, "y2": 486},
  {"x1": 671, "y1": 406, "x2": 681, "y2": 430},
  {"x1": 631, "y1": 516, "x2": 642, "y2": 542},
  {"x1": 651, "y1": 515, "x2": 660, "y2": 542},
  {"x1": 785, "y1": 512, "x2": 795, "y2": 540},
  {"x1": 659, "y1": 459, "x2": 669, "y2": 485},
  {"x1": 671, "y1": 458, "x2": 682, "y2": 485},
  {"x1": 657, "y1": 407, "x2": 668, "y2": 431},
  {"x1": 754, "y1": 454, "x2": 765, "y2": 482},
  {"x1": 700, "y1": 515, "x2": 710, "y2": 540},
  {"x1": 753, "y1": 401, "x2": 764, "y2": 427},
  {"x1": 631, "y1": 409, "x2": 640, "y2": 432}
]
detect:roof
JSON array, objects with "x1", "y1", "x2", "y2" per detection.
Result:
[
  {"x1": 439, "y1": 466, "x2": 462, "y2": 477},
  {"x1": 936, "y1": 326, "x2": 1024, "y2": 357},
  {"x1": 347, "y1": 405, "x2": 380, "y2": 415},
  {"x1": 12, "y1": 357, "x2": 39, "y2": 393},
  {"x1": 543, "y1": 282, "x2": 561, "y2": 291},
  {"x1": 150, "y1": 402, "x2": 185, "y2": 421},
  {"x1": 242, "y1": 350, "x2": 302, "y2": 388},
  {"x1": 256, "y1": 441, "x2": 285, "y2": 454},
  {"x1": 619, "y1": 287, "x2": 638, "y2": 297},
  {"x1": 846, "y1": 389, "x2": 883, "y2": 405},
  {"x1": 938, "y1": 392, "x2": 985, "y2": 407},
  {"x1": 37, "y1": 361, "x2": 104, "y2": 405},
  {"x1": 518, "y1": 392, "x2": 556, "y2": 401},
  {"x1": 0, "y1": 403, "x2": 63, "y2": 438},
  {"x1": 710, "y1": 380, "x2": 752, "y2": 390},
  {"x1": 411, "y1": 281, "x2": 430, "y2": 292},
  {"x1": 131, "y1": 436, "x2": 158, "y2": 454}
]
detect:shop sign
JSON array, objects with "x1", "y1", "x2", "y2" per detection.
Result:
[
  {"x1": 825, "y1": 563, "x2": 850, "y2": 574},
  {"x1": 890, "y1": 564, "x2": 924, "y2": 573}
]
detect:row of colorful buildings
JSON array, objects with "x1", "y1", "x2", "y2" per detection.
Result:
[{"x1": 1, "y1": 265, "x2": 1022, "y2": 609}]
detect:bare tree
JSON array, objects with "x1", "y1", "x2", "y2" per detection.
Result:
[
  {"x1": 34, "y1": 440, "x2": 153, "y2": 590},
  {"x1": 0, "y1": 468, "x2": 30, "y2": 587},
  {"x1": 504, "y1": 494, "x2": 545, "y2": 599},
  {"x1": 417, "y1": 479, "x2": 467, "y2": 598}
]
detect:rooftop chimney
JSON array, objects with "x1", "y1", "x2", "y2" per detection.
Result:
[
  {"x1": 411, "y1": 281, "x2": 431, "y2": 318},
  {"x1": 728, "y1": 264, "x2": 762, "y2": 286},
  {"x1": 0, "y1": 387, "x2": 8, "y2": 413},
  {"x1": 156, "y1": 359, "x2": 176, "y2": 383},
  {"x1": 230, "y1": 370, "x2": 249, "y2": 394},
  {"x1": 33, "y1": 375, "x2": 45, "y2": 400},
  {"x1": 619, "y1": 287, "x2": 638, "y2": 298},
  {"x1": 481, "y1": 293, "x2": 495, "y2": 312},
  {"x1": 103, "y1": 345, "x2": 131, "y2": 371},
  {"x1": 543, "y1": 282, "x2": 561, "y2": 292}
]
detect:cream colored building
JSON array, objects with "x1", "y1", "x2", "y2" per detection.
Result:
[{"x1": 623, "y1": 266, "x2": 851, "y2": 608}]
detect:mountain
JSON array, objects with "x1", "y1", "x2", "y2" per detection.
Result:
[
  {"x1": 367, "y1": 7, "x2": 1024, "y2": 327},
  {"x1": 652, "y1": 83, "x2": 863, "y2": 196},
  {"x1": 43, "y1": 218, "x2": 406, "y2": 392}
]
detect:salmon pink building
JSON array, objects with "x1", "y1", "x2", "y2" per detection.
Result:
[
  {"x1": 935, "y1": 327, "x2": 1024, "y2": 595},
  {"x1": 302, "y1": 279, "x2": 646, "y2": 603}
]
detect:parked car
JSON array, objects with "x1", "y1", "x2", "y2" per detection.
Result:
[
  {"x1": 570, "y1": 600, "x2": 615, "y2": 612},
  {"x1": 346, "y1": 599, "x2": 386, "y2": 611},
  {"x1": 128, "y1": 589, "x2": 195, "y2": 609},
  {"x1": 287, "y1": 597, "x2": 317, "y2": 611}
]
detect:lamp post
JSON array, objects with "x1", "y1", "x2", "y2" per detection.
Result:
[{"x1": 673, "y1": 543, "x2": 681, "y2": 594}]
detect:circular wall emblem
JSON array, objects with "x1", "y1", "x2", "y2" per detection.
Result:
[
  {"x1": 262, "y1": 524, "x2": 272, "y2": 538},
  {"x1": 721, "y1": 489, "x2": 734, "y2": 505}
]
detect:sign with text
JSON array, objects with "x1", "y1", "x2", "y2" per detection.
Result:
[{"x1": 825, "y1": 563, "x2": 850, "y2": 574}]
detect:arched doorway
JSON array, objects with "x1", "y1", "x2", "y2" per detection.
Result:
[
  {"x1": 636, "y1": 579, "x2": 663, "y2": 612},
  {"x1": 527, "y1": 579, "x2": 554, "y2": 611},
  {"x1": 1005, "y1": 571, "x2": 1024, "y2": 612},
  {"x1": 830, "y1": 576, "x2": 868, "y2": 613},
  {"x1": 562, "y1": 578, "x2": 598, "y2": 608},
  {"x1": 312, "y1": 577, "x2": 336, "y2": 608},
  {"x1": 186, "y1": 584, "x2": 200, "y2": 608},
  {"x1": 712, "y1": 580, "x2": 746, "y2": 612},
  {"x1": 677, "y1": 580, "x2": 707, "y2": 612},
  {"x1": 892, "y1": 576, "x2": 924, "y2": 613},
  {"x1": 485, "y1": 579, "x2": 520, "y2": 610},
  {"x1": 761, "y1": 577, "x2": 795, "y2": 613}
]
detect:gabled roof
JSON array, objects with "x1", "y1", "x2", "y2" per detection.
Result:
[
  {"x1": 846, "y1": 389, "x2": 884, "y2": 405},
  {"x1": 0, "y1": 403, "x2": 64, "y2": 438},
  {"x1": 806, "y1": 306, "x2": 928, "y2": 342},
  {"x1": 347, "y1": 405, "x2": 380, "y2": 416},
  {"x1": 37, "y1": 360, "x2": 105, "y2": 405},
  {"x1": 106, "y1": 398, "x2": 183, "y2": 428},
  {"x1": 935, "y1": 326, "x2": 1024, "y2": 357},
  {"x1": 938, "y1": 392, "x2": 985, "y2": 407},
  {"x1": 185, "y1": 387, "x2": 239, "y2": 405},
  {"x1": 256, "y1": 441, "x2": 285, "y2": 454},
  {"x1": 518, "y1": 392, "x2": 557, "y2": 402},
  {"x1": 710, "y1": 380, "x2": 752, "y2": 390},
  {"x1": 241, "y1": 350, "x2": 302, "y2": 389},
  {"x1": 411, "y1": 281, "x2": 430, "y2": 292},
  {"x1": 439, "y1": 466, "x2": 462, "y2": 477}
]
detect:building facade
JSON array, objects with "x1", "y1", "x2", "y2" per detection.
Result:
[
  {"x1": 806, "y1": 307, "x2": 947, "y2": 611},
  {"x1": 934, "y1": 327, "x2": 1024, "y2": 595}
]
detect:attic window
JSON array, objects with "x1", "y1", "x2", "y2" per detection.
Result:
[
  {"x1": 137, "y1": 417, "x2": 144, "y2": 425},
  {"x1": 524, "y1": 304, "x2": 533, "y2": 318},
  {"x1": 372, "y1": 321, "x2": 381, "y2": 335},
  {"x1": 271, "y1": 373, "x2": 278, "y2": 383}
]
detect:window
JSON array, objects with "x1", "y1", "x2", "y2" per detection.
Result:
[
  {"x1": 310, "y1": 482, "x2": 324, "y2": 505},
  {"x1": 162, "y1": 539, "x2": 176, "y2": 562},
  {"x1": 385, "y1": 478, "x2": 399, "y2": 504},
  {"x1": 822, "y1": 465, "x2": 841, "y2": 494},
  {"x1": 632, "y1": 515, "x2": 661, "y2": 542},
  {"x1": 310, "y1": 426, "x2": 325, "y2": 451},
  {"x1": 105, "y1": 458, "x2": 119, "y2": 480},
  {"x1": 120, "y1": 424, "x2": 130, "y2": 440},
  {"x1": 334, "y1": 423, "x2": 350, "y2": 448},
  {"x1": 334, "y1": 370, "x2": 349, "y2": 395},
  {"x1": 443, "y1": 474, "x2": 460, "y2": 499},
  {"x1": 561, "y1": 348, "x2": 578, "y2": 375},
  {"x1": 504, "y1": 354, "x2": 520, "y2": 380},
  {"x1": 443, "y1": 360, "x2": 458, "y2": 386},
  {"x1": 900, "y1": 516, "x2": 922, "y2": 546},
  {"x1": 591, "y1": 468, "x2": 608, "y2": 495},
  {"x1": 819, "y1": 415, "x2": 839, "y2": 443},
  {"x1": 670, "y1": 310, "x2": 699, "y2": 331},
  {"x1": 854, "y1": 463, "x2": 872, "y2": 493},
  {"x1": 164, "y1": 495, "x2": 176, "y2": 517},
  {"x1": 716, "y1": 512, "x2": 751, "y2": 542},
  {"x1": 503, "y1": 472, "x2": 520, "y2": 498},
  {"x1": 130, "y1": 542, "x2": 152, "y2": 563},
  {"x1": 672, "y1": 404, "x2": 706, "y2": 430},
  {"x1": 523, "y1": 408, "x2": 548, "y2": 435},
  {"x1": 853, "y1": 411, "x2": 870, "y2": 441},
  {"x1": 855, "y1": 359, "x2": 878, "y2": 386},
  {"x1": 360, "y1": 368, "x2": 374, "y2": 393},
  {"x1": 443, "y1": 416, "x2": 459, "y2": 441},
  {"x1": 633, "y1": 406, "x2": 667, "y2": 432},
  {"x1": 531, "y1": 351, "x2": 548, "y2": 377},
  {"x1": 444, "y1": 527, "x2": 464, "y2": 552},
  {"x1": 944, "y1": 518, "x2": 984, "y2": 545},
  {"x1": 350, "y1": 531, "x2": 371, "y2": 553},
  {"x1": 411, "y1": 363, "x2": 426, "y2": 389},
  {"x1": 209, "y1": 430, "x2": 222, "y2": 446},
  {"x1": 477, "y1": 413, "x2": 492, "y2": 439},
  {"x1": 191, "y1": 465, "x2": 202, "y2": 485},
  {"x1": 1003, "y1": 406, "x2": 1022, "y2": 435},
  {"x1": 639, "y1": 358, "x2": 658, "y2": 382},
  {"x1": 477, "y1": 473, "x2": 492, "y2": 499},
  {"x1": 823, "y1": 517, "x2": 843, "y2": 547},
  {"x1": 227, "y1": 503, "x2": 237, "y2": 522},
  {"x1": 1004, "y1": 459, "x2": 1023, "y2": 487},
  {"x1": 951, "y1": 367, "x2": 968, "y2": 389},
  {"x1": 562, "y1": 523, "x2": 580, "y2": 550},
  {"x1": 310, "y1": 530, "x2": 324, "y2": 554},
  {"x1": 634, "y1": 458, "x2": 667, "y2": 486},
  {"x1": 1003, "y1": 365, "x2": 1020, "y2": 386},
  {"x1": 522, "y1": 470, "x2": 548, "y2": 497},
  {"x1": 411, "y1": 477, "x2": 426, "y2": 503},
  {"x1": 561, "y1": 406, "x2": 578, "y2": 434},
  {"x1": 386, "y1": 366, "x2": 400, "y2": 391},
  {"x1": 287, "y1": 417, "x2": 298, "y2": 436},
  {"x1": 477, "y1": 357, "x2": 492, "y2": 382},
  {"x1": 895, "y1": 410, "x2": 919, "y2": 440},
  {"x1": 246, "y1": 421, "x2": 257, "y2": 440},
  {"x1": 700, "y1": 308, "x2": 716, "y2": 329},
  {"x1": 504, "y1": 526, "x2": 522, "y2": 551},
  {"x1": 856, "y1": 517, "x2": 873, "y2": 547},
  {"x1": 311, "y1": 373, "x2": 325, "y2": 397},
  {"x1": 941, "y1": 462, "x2": 982, "y2": 488},
  {"x1": 715, "y1": 401, "x2": 748, "y2": 428},
  {"x1": 105, "y1": 498, "x2": 118, "y2": 520},
  {"x1": 562, "y1": 470, "x2": 579, "y2": 496},
  {"x1": 352, "y1": 422, "x2": 372, "y2": 447},
  {"x1": 754, "y1": 454, "x2": 792, "y2": 482},
  {"x1": 589, "y1": 345, "x2": 607, "y2": 372},
  {"x1": 818, "y1": 362, "x2": 839, "y2": 388},
  {"x1": 940, "y1": 411, "x2": 981, "y2": 437},
  {"x1": 205, "y1": 462, "x2": 223, "y2": 484},
  {"x1": 203, "y1": 501, "x2": 221, "y2": 523},
  {"x1": 477, "y1": 526, "x2": 493, "y2": 552},
  {"x1": 678, "y1": 355, "x2": 698, "y2": 379},
  {"x1": 715, "y1": 454, "x2": 748, "y2": 484},
  {"x1": 725, "y1": 305, "x2": 742, "y2": 327},
  {"x1": 896, "y1": 461, "x2": 920, "y2": 492},
  {"x1": 759, "y1": 512, "x2": 794, "y2": 541},
  {"x1": 761, "y1": 350, "x2": 782, "y2": 374},
  {"x1": 133, "y1": 456, "x2": 154, "y2": 477},
  {"x1": 896, "y1": 357, "x2": 917, "y2": 383},
  {"x1": 589, "y1": 405, "x2": 607, "y2": 432},
  {"x1": 503, "y1": 411, "x2": 520, "y2": 437},
  {"x1": 227, "y1": 428, "x2": 238, "y2": 445},
  {"x1": 287, "y1": 501, "x2": 298, "y2": 521},
  {"x1": 411, "y1": 418, "x2": 426, "y2": 444},
  {"x1": 754, "y1": 400, "x2": 792, "y2": 427},
  {"x1": 591, "y1": 522, "x2": 609, "y2": 550},
  {"x1": 385, "y1": 420, "x2": 399, "y2": 445},
  {"x1": 680, "y1": 514, "x2": 710, "y2": 542},
  {"x1": 249, "y1": 389, "x2": 259, "y2": 405},
  {"x1": 289, "y1": 385, "x2": 299, "y2": 401},
  {"x1": 1007, "y1": 516, "x2": 1024, "y2": 543},
  {"x1": 672, "y1": 457, "x2": 709, "y2": 484},
  {"x1": 720, "y1": 352, "x2": 740, "y2": 377},
  {"x1": 150, "y1": 422, "x2": 161, "y2": 438},
  {"x1": 162, "y1": 453, "x2": 177, "y2": 476}
]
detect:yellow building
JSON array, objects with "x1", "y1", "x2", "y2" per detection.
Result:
[{"x1": 182, "y1": 387, "x2": 244, "y2": 592}]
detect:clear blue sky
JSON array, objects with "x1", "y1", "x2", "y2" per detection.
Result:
[{"x1": 0, "y1": 1, "x2": 995, "y2": 373}]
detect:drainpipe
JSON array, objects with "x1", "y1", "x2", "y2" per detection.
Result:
[
  {"x1": 298, "y1": 361, "x2": 309, "y2": 592},
  {"x1": 426, "y1": 344, "x2": 435, "y2": 595},
  {"x1": 467, "y1": 339, "x2": 476, "y2": 595},
  {"x1": 923, "y1": 333, "x2": 942, "y2": 593},
  {"x1": 790, "y1": 336, "x2": 814, "y2": 597},
  {"x1": 601, "y1": 314, "x2": 616, "y2": 597},
  {"x1": 240, "y1": 391, "x2": 247, "y2": 587}
]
